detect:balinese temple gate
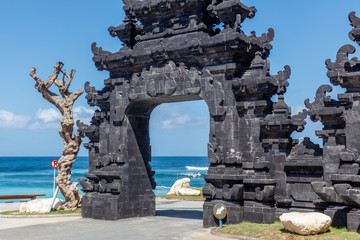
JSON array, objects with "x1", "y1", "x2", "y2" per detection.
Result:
[{"x1": 78, "y1": 0, "x2": 360, "y2": 231}]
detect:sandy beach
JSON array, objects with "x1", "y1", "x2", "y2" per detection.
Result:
[{"x1": 0, "y1": 199, "x2": 227, "y2": 240}]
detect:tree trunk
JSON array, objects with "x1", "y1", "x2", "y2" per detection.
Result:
[
  {"x1": 30, "y1": 62, "x2": 84, "y2": 210},
  {"x1": 56, "y1": 120, "x2": 83, "y2": 210}
]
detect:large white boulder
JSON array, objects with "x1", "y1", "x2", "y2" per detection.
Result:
[
  {"x1": 167, "y1": 178, "x2": 200, "y2": 196},
  {"x1": 280, "y1": 212, "x2": 332, "y2": 235},
  {"x1": 19, "y1": 198, "x2": 65, "y2": 213}
]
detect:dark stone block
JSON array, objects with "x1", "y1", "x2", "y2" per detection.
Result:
[
  {"x1": 324, "y1": 206, "x2": 350, "y2": 228},
  {"x1": 243, "y1": 201, "x2": 276, "y2": 223},
  {"x1": 347, "y1": 209, "x2": 360, "y2": 231}
]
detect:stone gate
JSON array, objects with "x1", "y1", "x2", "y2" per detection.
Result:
[{"x1": 78, "y1": 0, "x2": 360, "y2": 231}]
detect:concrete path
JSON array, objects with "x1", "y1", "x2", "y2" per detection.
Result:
[
  {"x1": 0, "y1": 199, "x2": 228, "y2": 240},
  {"x1": 0, "y1": 202, "x2": 21, "y2": 213}
]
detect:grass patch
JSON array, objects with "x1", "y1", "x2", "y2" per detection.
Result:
[
  {"x1": 216, "y1": 221, "x2": 360, "y2": 240},
  {"x1": 0, "y1": 208, "x2": 81, "y2": 215},
  {"x1": 157, "y1": 187, "x2": 205, "y2": 200}
]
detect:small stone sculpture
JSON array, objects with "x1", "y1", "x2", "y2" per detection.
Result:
[{"x1": 167, "y1": 178, "x2": 200, "y2": 196}]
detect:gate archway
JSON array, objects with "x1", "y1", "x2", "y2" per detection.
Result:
[{"x1": 78, "y1": 0, "x2": 307, "y2": 227}]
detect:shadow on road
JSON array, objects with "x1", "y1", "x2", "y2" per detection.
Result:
[{"x1": 156, "y1": 210, "x2": 203, "y2": 220}]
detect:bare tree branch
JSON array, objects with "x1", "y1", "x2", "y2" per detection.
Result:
[
  {"x1": 69, "y1": 89, "x2": 84, "y2": 104},
  {"x1": 64, "y1": 69, "x2": 76, "y2": 93},
  {"x1": 44, "y1": 62, "x2": 64, "y2": 89},
  {"x1": 29, "y1": 67, "x2": 42, "y2": 84}
]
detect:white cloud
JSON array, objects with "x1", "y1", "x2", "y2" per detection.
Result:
[
  {"x1": 28, "y1": 108, "x2": 61, "y2": 129},
  {"x1": 73, "y1": 106, "x2": 94, "y2": 124},
  {"x1": 175, "y1": 115, "x2": 190, "y2": 125},
  {"x1": 151, "y1": 104, "x2": 205, "y2": 129},
  {"x1": 0, "y1": 106, "x2": 94, "y2": 130},
  {"x1": 73, "y1": 106, "x2": 94, "y2": 115},
  {"x1": 0, "y1": 110, "x2": 31, "y2": 129},
  {"x1": 161, "y1": 119, "x2": 173, "y2": 129},
  {"x1": 160, "y1": 115, "x2": 191, "y2": 129},
  {"x1": 35, "y1": 108, "x2": 61, "y2": 123},
  {"x1": 291, "y1": 105, "x2": 306, "y2": 115},
  {"x1": 29, "y1": 106, "x2": 94, "y2": 129}
]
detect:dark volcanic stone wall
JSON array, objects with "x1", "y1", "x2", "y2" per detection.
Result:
[
  {"x1": 78, "y1": 0, "x2": 360, "y2": 231},
  {"x1": 305, "y1": 12, "x2": 360, "y2": 231}
]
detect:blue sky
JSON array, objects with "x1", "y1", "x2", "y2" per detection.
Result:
[{"x1": 0, "y1": 0, "x2": 359, "y2": 156}]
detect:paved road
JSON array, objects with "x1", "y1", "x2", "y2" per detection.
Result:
[{"x1": 0, "y1": 199, "x2": 227, "y2": 240}]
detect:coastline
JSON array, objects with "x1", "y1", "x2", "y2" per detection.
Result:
[{"x1": 0, "y1": 156, "x2": 209, "y2": 202}]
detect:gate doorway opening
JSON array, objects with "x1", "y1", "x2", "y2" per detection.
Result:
[{"x1": 149, "y1": 100, "x2": 209, "y2": 218}]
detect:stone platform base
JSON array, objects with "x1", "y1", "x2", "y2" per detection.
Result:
[{"x1": 81, "y1": 193, "x2": 155, "y2": 220}]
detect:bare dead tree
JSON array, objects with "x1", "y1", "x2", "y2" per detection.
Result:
[{"x1": 30, "y1": 62, "x2": 83, "y2": 210}]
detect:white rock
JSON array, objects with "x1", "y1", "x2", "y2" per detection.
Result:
[
  {"x1": 19, "y1": 198, "x2": 65, "y2": 213},
  {"x1": 167, "y1": 178, "x2": 191, "y2": 195},
  {"x1": 280, "y1": 212, "x2": 332, "y2": 235},
  {"x1": 176, "y1": 188, "x2": 201, "y2": 196}
]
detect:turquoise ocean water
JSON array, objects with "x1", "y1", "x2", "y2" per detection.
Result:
[{"x1": 0, "y1": 156, "x2": 208, "y2": 203}]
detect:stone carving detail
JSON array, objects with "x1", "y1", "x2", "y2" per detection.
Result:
[
  {"x1": 203, "y1": 183, "x2": 244, "y2": 201},
  {"x1": 129, "y1": 61, "x2": 201, "y2": 100},
  {"x1": 349, "y1": 11, "x2": 360, "y2": 45},
  {"x1": 79, "y1": 0, "x2": 360, "y2": 231}
]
